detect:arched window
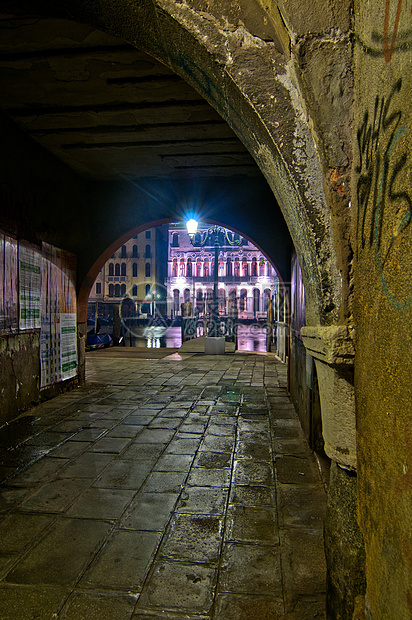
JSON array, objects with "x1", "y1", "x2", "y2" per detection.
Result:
[
  {"x1": 259, "y1": 259, "x2": 265, "y2": 276},
  {"x1": 234, "y1": 260, "x2": 240, "y2": 277},
  {"x1": 132, "y1": 263, "x2": 138, "y2": 277},
  {"x1": 121, "y1": 245, "x2": 127, "y2": 258},
  {"x1": 187, "y1": 258, "x2": 192, "y2": 277},
  {"x1": 242, "y1": 260, "x2": 249, "y2": 277},
  {"x1": 219, "y1": 260, "x2": 224, "y2": 277},
  {"x1": 264, "y1": 289, "x2": 271, "y2": 311},
  {"x1": 115, "y1": 263, "x2": 120, "y2": 276},
  {"x1": 184, "y1": 288, "x2": 190, "y2": 303},
  {"x1": 108, "y1": 284, "x2": 114, "y2": 296},
  {"x1": 229, "y1": 289, "x2": 237, "y2": 314},
  {"x1": 172, "y1": 259, "x2": 178, "y2": 277},
  {"x1": 132, "y1": 245, "x2": 138, "y2": 258},
  {"x1": 180, "y1": 259, "x2": 185, "y2": 276},
  {"x1": 121, "y1": 263, "x2": 126, "y2": 276},
  {"x1": 108, "y1": 263, "x2": 114, "y2": 276},
  {"x1": 173, "y1": 289, "x2": 180, "y2": 313},
  {"x1": 120, "y1": 283, "x2": 126, "y2": 296},
  {"x1": 196, "y1": 259, "x2": 202, "y2": 277},
  {"x1": 145, "y1": 244, "x2": 151, "y2": 258},
  {"x1": 240, "y1": 289, "x2": 247, "y2": 312},
  {"x1": 204, "y1": 260, "x2": 209, "y2": 277},
  {"x1": 114, "y1": 283, "x2": 121, "y2": 297},
  {"x1": 253, "y1": 288, "x2": 260, "y2": 313},
  {"x1": 172, "y1": 233, "x2": 179, "y2": 247},
  {"x1": 267, "y1": 263, "x2": 273, "y2": 276},
  {"x1": 145, "y1": 284, "x2": 151, "y2": 296},
  {"x1": 218, "y1": 288, "x2": 226, "y2": 313},
  {"x1": 226, "y1": 258, "x2": 232, "y2": 277},
  {"x1": 132, "y1": 284, "x2": 138, "y2": 297},
  {"x1": 145, "y1": 263, "x2": 151, "y2": 277},
  {"x1": 251, "y1": 257, "x2": 258, "y2": 276},
  {"x1": 196, "y1": 289, "x2": 203, "y2": 312}
]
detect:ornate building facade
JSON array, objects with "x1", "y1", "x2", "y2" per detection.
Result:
[{"x1": 166, "y1": 223, "x2": 279, "y2": 319}]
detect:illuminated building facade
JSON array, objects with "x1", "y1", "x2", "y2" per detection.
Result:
[
  {"x1": 166, "y1": 223, "x2": 279, "y2": 319},
  {"x1": 88, "y1": 225, "x2": 168, "y2": 315}
]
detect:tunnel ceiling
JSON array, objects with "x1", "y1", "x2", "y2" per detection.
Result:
[{"x1": 0, "y1": 17, "x2": 260, "y2": 181}]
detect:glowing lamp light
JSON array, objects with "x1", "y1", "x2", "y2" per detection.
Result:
[{"x1": 186, "y1": 218, "x2": 199, "y2": 238}]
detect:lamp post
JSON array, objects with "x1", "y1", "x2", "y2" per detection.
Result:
[{"x1": 186, "y1": 219, "x2": 241, "y2": 338}]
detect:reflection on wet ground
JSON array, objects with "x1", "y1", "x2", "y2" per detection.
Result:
[{"x1": 121, "y1": 325, "x2": 268, "y2": 352}]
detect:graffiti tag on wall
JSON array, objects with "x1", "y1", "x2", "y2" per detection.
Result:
[{"x1": 356, "y1": 77, "x2": 412, "y2": 308}]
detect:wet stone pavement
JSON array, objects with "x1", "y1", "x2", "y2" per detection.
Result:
[{"x1": 0, "y1": 351, "x2": 327, "y2": 619}]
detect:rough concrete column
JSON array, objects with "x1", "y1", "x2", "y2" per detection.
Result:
[
  {"x1": 301, "y1": 325, "x2": 366, "y2": 619},
  {"x1": 324, "y1": 462, "x2": 367, "y2": 620},
  {"x1": 301, "y1": 325, "x2": 356, "y2": 470}
]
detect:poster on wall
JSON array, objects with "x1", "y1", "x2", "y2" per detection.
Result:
[
  {"x1": 60, "y1": 313, "x2": 77, "y2": 380},
  {"x1": 3, "y1": 235, "x2": 18, "y2": 331},
  {"x1": 40, "y1": 243, "x2": 77, "y2": 388},
  {"x1": 19, "y1": 243, "x2": 41, "y2": 330}
]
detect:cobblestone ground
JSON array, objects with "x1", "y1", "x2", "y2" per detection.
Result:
[{"x1": 0, "y1": 351, "x2": 327, "y2": 619}]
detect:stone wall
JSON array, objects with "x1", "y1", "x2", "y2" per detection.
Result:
[{"x1": 354, "y1": 1, "x2": 412, "y2": 617}]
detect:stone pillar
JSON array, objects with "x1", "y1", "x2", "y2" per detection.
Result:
[
  {"x1": 77, "y1": 321, "x2": 86, "y2": 385},
  {"x1": 301, "y1": 325, "x2": 356, "y2": 470},
  {"x1": 301, "y1": 325, "x2": 366, "y2": 620}
]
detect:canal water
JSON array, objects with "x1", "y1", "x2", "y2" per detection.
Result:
[{"x1": 119, "y1": 325, "x2": 268, "y2": 352}]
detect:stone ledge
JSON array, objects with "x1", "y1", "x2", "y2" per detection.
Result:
[{"x1": 300, "y1": 325, "x2": 354, "y2": 365}]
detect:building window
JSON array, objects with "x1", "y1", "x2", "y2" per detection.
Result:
[
  {"x1": 267, "y1": 263, "x2": 273, "y2": 276},
  {"x1": 187, "y1": 258, "x2": 192, "y2": 277},
  {"x1": 180, "y1": 259, "x2": 185, "y2": 276},
  {"x1": 114, "y1": 283, "x2": 121, "y2": 297},
  {"x1": 243, "y1": 260, "x2": 249, "y2": 277},
  {"x1": 184, "y1": 288, "x2": 190, "y2": 303},
  {"x1": 109, "y1": 284, "x2": 114, "y2": 296},
  {"x1": 204, "y1": 260, "x2": 209, "y2": 277},
  {"x1": 132, "y1": 245, "x2": 138, "y2": 257},
  {"x1": 172, "y1": 233, "x2": 179, "y2": 247},
  {"x1": 96, "y1": 282, "x2": 101, "y2": 294},
  {"x1": 196, "y1": 259, "x2": 202, "y2": 277},
  {"x1": 259, "y1": 259, "x2": 265, "y2": 276},
  {"x1": 240, "y1": 289, "x2": 247, "y2": 312},
  {"x1": 120, "y1": 283, "x2": 126, "y2": 296},
  {"x1": 253, "y1": 288, "x2": 260, "y2": 313},
  {"x1": 115, "y1": 263, "x2": 120, "y2": 276},
  {"x1": 252, "y1": 257, "x2": 258, "y2": 276},
  {"x1": 132, "y1": 284, "x2": 138, "y2": 296},
  {"x1": 173, "y1": 289, "x2": 180, "y2": 314},
  {"x1": 108, "y1": 263, "x2": 114, "y2": 276},
  {"x1": 145, "y1": 244, "x2": 151, "y2": 258},
  {"x1": 121, "y1": 263, "x2": 126, "y2": 276},
  {"x1": 121, "y1": 245, "x2": 127, "y2": 258},
  {"x1": 219, "y1": 260, "x2": 224, "y2": 277},
  {"x1": 145, "y1": 262, "x2": 151, "y2": 277},
  {"x1": 172, "y1": 259, "x2": 178, "y2": 277},
  {"x1": 227, "y1": 258, "x2": 232, "y2": 277},
  {"x1": 218, "y1": 288, "x2": 226, "y2": 313},
  {"x1": 234, "y1": 260, "x2": 240, "y2": 277},
  {"x1": 196, "y1": 289, "x2": 203, "y2": 312},
  {"x1": 146, "y1": 230, "x2": 151, "y2": 239},
  {"x1": 145, "y1": 284, "x2": 151, "y2": 296},
  {"x1": 264, "y1": 289, "x2": 271, "y2": 311},
  {"x1": 133, "y1": 263, "x2": 138, "y2": 277}
]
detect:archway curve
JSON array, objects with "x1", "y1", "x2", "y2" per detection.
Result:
[
  {"x1": 78, "y1": 216, "x2": 289, "y2": 322},
  {"x1": 1, "y1": 2, "x2": 343, "y2": 325}
]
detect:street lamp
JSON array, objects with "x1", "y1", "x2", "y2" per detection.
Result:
[{"x1": 186, "y1": 219, "x2": 241, "y2": 338}]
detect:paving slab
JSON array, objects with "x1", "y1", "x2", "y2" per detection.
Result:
[{"x1": 0, "y1": 350, "x2": 327, "y2": 619}]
